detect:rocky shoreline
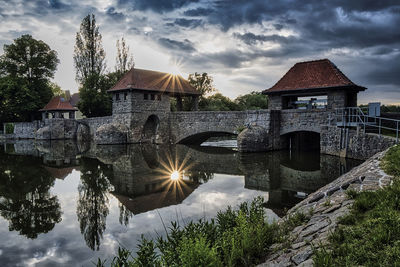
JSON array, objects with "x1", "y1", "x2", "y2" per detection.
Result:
[{"x1": 259, "y1": 148, "x2": 394, "y2": 267}]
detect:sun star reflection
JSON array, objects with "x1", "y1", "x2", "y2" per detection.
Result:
[{"x1": 170, "y1": 170, "x2": 180, "y2": 181}]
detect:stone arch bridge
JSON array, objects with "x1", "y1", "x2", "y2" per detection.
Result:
[{"x1": 83, "y1": 109, "x2": 332, "y2": 151}]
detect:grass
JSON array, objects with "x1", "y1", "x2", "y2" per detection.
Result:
[
  {"x1": 314, "y1": 144, "x2": 400, "y2": 267},
  {"x1": 96, "y1": 197, "x2": 309, "y2": 267}
]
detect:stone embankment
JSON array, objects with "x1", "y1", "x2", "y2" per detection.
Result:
[{"x1": 259, "y1": 148, "x2": 394, "y2": 267}]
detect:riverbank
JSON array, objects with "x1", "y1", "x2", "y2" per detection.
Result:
[{"x1": 259, "y1": 145, "x2": 397, "y2": 266}]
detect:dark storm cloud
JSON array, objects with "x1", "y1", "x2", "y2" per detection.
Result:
[
  {"x1": 298, "y1": 7, "x2": 400, "y2": 49},
  {"x1": 117, "y1": 0, "x2": 200, "y2": 13},
  {"x1": 158, "y1": 38, "x2": 196, "y2": 52},
  {"x1": 48, "y1": 0, "x2": 71, "y2": 10},
  {"x1": 233, "y1": 32, "x2": 296, "y2": 45},
  {"x1": 166, "y1": 18, "x2": 202, "y2": 28},
  {"x1": 1, "y1": 0, "x2": 399, "y2": 101},
  {"x1": 364, "y1": 55, "x2": 400, "y2": 87},
  {"x1": 183, "y1": 7, "x2": 213, "y2": 16},
  {"x1": 106, "y1": 7, "x2": 125, "y2": 21}
]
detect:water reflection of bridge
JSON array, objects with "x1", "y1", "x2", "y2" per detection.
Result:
[
  {"x1": 83, "y1": 143, "x2": 361, "y2": 214},
  {"x1": 2, "y1": 140, "x2": 362, "y2": 215}
]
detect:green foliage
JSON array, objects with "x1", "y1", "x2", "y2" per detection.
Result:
[
  {"x1": 48, "y1": 81, "x2": 64, "y2": 97},
  {"x1": 0, "y1": 151, "x2": 62, "y2": 239},
  {"x1": 74, "y1": 14, "x2": 106, "y2": 83},
  {"x1": 5, "y1": 123, "x2": 14, "y2": 134},
  {"x1": 236, "y1": 125, "x2": 247, "y2": 133},
  {"x1": 313, "y1": 178, "x2": 400, "y2": 266},
  {"x1": 200, "y1": 93, "x2": 240, "y2": 111},
  {"x1": 188, "y1": 72, "x2": 215, "y2": 97},
  {"x1": 0, "y1": 34, "x2": 59, "y2": 122},
  {"x1": 134, "y1": 237, "x2": 160, "y2": 266},
  {"x1": 381, "y1": 145, "x2": 400, "y2": 177},
  {"x1": 345, "y1": 188, "x2": 359, "y2": 199},
  {"x1": 77, "y1": 158, "x2": 113, "y2": 250},
  {"x1": 235, "y1": 92, "x2": 268, "y2": 110},
  {"x1": 173, "y1": 73, "x2": 268, "y2": 112},
  {"x1": 78, "y1": 72, "x2": 118, "y2": 117},
  {"x1": 99, "y1": 197, "x2": 308, "y2": 267}
]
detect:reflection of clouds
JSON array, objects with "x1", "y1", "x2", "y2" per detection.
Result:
[
  {"x1": 0, "y1": 171, "x2": 272, "y2": 266},
  {"x1": 114, "y1": 174, "x2": 270, "y2": 252}
]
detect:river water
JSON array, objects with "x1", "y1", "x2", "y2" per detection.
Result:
[{"x1": 0, "y1": 140, "x2": 362, "y2": 266}]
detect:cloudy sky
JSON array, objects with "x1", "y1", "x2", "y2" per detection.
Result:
[{"x1": 0, "y1": 0, "x2": 399, "y2": 104}]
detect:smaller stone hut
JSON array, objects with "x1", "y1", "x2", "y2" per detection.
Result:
[
  {"x1": 263, "y1": 59, "x2": 366, "y2": 110},
  {"x1": 107, "y1": 67, "x2": 201, "y2": 114},
  {"x1": 39, "y1": 96, "x2": 78, "y2": 120}
]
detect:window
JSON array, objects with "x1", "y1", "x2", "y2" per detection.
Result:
[
  {"x1": 151, "y1": 94, "x2": 155, "y2": 100},
  {"x1": 124, "y1": 92, "x2": 128, "y2": 100},
  {"x1": 116, "y1": 93, "x2": 120, "y2": 101},
  {"x1": 144, "y1": 93, "x2": 148, "y2": 100},
  {"x1": 45, "y1": 113, "x2": 49, "y2": 119},
  {"x1": 157, "y1": 94, "x2": 162, "y2": 101}
]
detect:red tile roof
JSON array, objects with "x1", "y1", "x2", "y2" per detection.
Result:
[
  {"x1": 108, "y1": 68, "x2": 201, "y2": 96},
  {"x1": 39, "y1": 96, "x2": 78, "y2": 111},
  {"x1": 263, "y1": 59, "x2": 366, "y2": 94}
]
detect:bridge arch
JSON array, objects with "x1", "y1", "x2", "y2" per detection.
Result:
[
  {"x1": 280, "y1": 130, "x2": 320, "y2": 151},
  {"x1": 142, "y1": 115, "x2": 160, "y2": 143},
  {"x1": 177, "y1": 131, "x2": 237, "y2": 145}
]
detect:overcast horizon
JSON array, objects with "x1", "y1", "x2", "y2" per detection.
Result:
[{"x1": 0, "y1": 0, "x2": 399, "y2": 104}]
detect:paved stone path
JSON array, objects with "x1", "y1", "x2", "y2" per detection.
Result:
[{"x1": 259, "y1": 149, "x2": 394, "y2": 267}]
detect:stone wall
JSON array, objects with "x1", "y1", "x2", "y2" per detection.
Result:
[
  {"x1": 259, "y1": 148, "x2": 394, "y2": 267},
  {"x1": 112, "y1": 91, "x2": 170, "y2": 114},
  {"x1": 327, "y1": 90, "x2": 347, "y2": 109},
  {"x1": 268, "y1": 95, "x2": 282, "y2": 110},
  {"x1": 280, "y1": 109, "x2": 332, "y2": 135},
  {"x1": 78, "y1": 116, "x2": 113, "y2": 139},
  {"x1": 321, "y1": 125, "x2": 397, "y2": 160},
  {"x1": 36, "y1": 119, "x2": 79, "y2": 140},
  {"x1": 13, "y1": 121, "x2": 41, "y2": 139},
  {"x1": 169, "y1": 110, "x2": 271, "y2": 144}
]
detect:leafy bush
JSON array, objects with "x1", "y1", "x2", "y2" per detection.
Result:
[
  {"x1": 5, "y1": 123, "x2": 14, "y2": 134},
  {"x1": 97, "y1": 197, "x2": 308, "y2": 267}
]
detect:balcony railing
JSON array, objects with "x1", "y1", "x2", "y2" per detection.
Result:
[{"x1": 335, "y1": 107, "x2": 400, "y2": 142}]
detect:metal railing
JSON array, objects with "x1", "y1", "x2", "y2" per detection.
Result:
[{"x1": 335, "y1": 107, "x2": 399, "y2": 142}]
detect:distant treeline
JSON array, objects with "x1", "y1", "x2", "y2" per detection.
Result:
[
  {"x1": 171, "y1": 91, "x2": 268, "y2": 112},
  {"x1": 360, "y1": 104, "x2": 400, "y2": 113}
]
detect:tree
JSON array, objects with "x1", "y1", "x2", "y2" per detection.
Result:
[
  {"x1": 188, "y1": 72, "x2": 215, "y2": 96},
  {"x1": 235, "y1": 91, "x2": 268, "y2": 110},
  {"x1": 77, "y1": 158, "x2": 113, "y2": 250},
  {"x1": 0, "y1": 34, "x2": 59, "y2": 122},
  {"x1": 170, "y1": 72, "x2": 216, "y2": 111},
  {"x1": 78, "y1": 72, "x2": 118, "y2": 117},
  {"x1": 48, "y1": 81, "x2": 64, "y2": 97},
  {"x1": 0, "y1": 152, "x2": 62, "y2": 239},
  {"x1": 73, "y1": 14, "x2": 106, "y2": 84},
  {"x1": 201, "y1": 93, "x2": 240, "y2": 111},
  {"x1": 115, "y1": 37, "x2": 134, "y2": 78}
]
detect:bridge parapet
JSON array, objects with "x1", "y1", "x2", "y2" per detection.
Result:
[{"x1": 170, "y1": 110, "x2": 271, "y2": 144}]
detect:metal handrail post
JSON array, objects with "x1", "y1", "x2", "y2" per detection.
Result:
[
  {"x1": 397, "y1": 121, "x2": 399, "y2": 143},
  {"x1": 379, "y1": 118, "x2": 381, "y2": 136}
]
